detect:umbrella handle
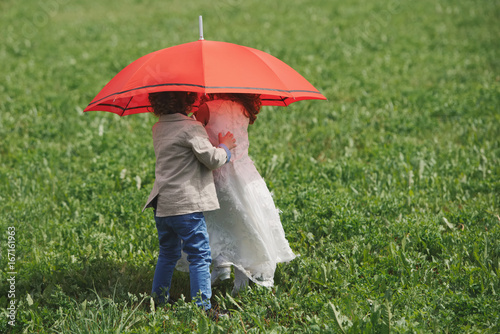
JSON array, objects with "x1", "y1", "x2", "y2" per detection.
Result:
[{"x1": 199, "y1": 15, "x2": 204, "y2": 40}]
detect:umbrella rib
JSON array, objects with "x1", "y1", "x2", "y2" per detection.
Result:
[
  {"x1": 261, "y1": 96, "x2": 287, "y2": 103},
  {"x1": 87, "y1": 83, "x2": 322, "y2": 107},
  {"x1": 98, "y1": 103, "x2": 126, "y2": 110},
  {"x1": 121, "y1": 97, "x2": 134, "y2": 116},
  {"x1": 97, "y1": 103, "x2": 150, "y2": 111},
  {"x1": 97, "y1": 96, "x2": 288, "y2": 111},
  {"x1": 243, "y1": 47, "x2": 297, "y2": 98}
]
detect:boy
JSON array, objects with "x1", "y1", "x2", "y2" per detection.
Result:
[{"x1": 143, "y1": 91, "x2": 236, "y2": 311}]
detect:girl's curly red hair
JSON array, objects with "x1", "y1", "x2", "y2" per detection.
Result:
[{"x1": 209, "y1": 93, "x2": 261, "y2": 124}]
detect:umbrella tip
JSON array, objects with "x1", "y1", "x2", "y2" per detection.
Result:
[{"x1": 199, "y1": 15, "x2": 204, "y2": 40}]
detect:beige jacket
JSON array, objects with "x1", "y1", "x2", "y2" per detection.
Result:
[{"x1": 143, "y1": 113, "x2": 229, "y2": 217}]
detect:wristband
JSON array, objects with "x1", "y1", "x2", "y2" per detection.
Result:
[{"x1": 218, "y1": 144, "x2": 231, "y2": 163}]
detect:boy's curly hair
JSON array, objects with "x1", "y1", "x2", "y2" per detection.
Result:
[
  {"x1": 209, "y1": 93, "x2": 261, "y2": 124},
  {"x1": 148, "y1": 91, "x2": 197, "y2": 117}
]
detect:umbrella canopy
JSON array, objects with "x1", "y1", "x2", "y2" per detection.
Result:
[{"x1": 83, "y1": 39, "x2": 326, "y2": 116}]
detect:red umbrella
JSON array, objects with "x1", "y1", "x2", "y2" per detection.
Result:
[{"x1": 84, "y1": 19, "x2": 326, "y2": 116}]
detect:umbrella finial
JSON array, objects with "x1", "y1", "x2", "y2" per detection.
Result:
[{"x1": 199, "y1": 15, "x2": 204, "y2": 40}]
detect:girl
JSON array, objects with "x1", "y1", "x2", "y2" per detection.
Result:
[{"x1": 197, "y1": 93, "x2": 297, "y2": 295}]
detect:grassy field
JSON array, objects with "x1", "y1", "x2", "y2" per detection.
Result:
[{"x1": 1, "y1": 0, "x2": 499, "y2": 332}]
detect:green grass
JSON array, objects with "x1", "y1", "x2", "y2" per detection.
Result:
[{"x1": 1, "y1": 0, "x2": 499, "y2": 332}]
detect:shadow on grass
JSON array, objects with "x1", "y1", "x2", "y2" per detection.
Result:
[
  {"x1": 1, "y1": 257, "x2": 234, "y2": 310},
  {"x1": 0, "y1": 258, "x2": 191, "y2": 309}
]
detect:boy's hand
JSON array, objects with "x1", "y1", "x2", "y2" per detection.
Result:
[{"x1": 219, "y1": 132, "x2": 237, "y2": 150}]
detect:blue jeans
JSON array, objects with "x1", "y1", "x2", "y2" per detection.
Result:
[{"x1": 151, "y1": 212, "x2": 212, "y2": 310}]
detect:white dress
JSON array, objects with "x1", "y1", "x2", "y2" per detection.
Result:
[{"x1": 201, "y1": 99, "x2": 297, "y2": 287}]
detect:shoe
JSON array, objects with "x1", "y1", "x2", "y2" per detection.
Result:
[
  {"x1": 211, "y1": 267, "x2": 231, "y2": 285},
  {"x1": 232, "y1": 268, "x2": 249, "y2": 296},
  {"x1": 231, "y1": 283, "x2": 248, "y2": 296}
]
